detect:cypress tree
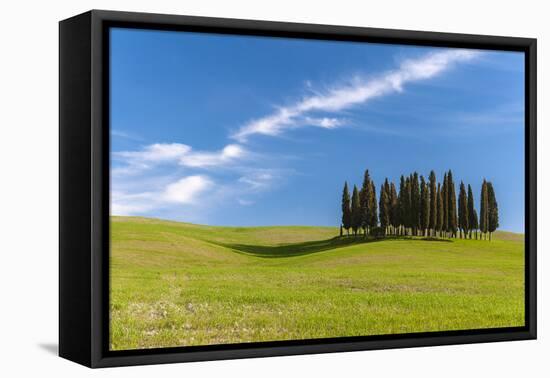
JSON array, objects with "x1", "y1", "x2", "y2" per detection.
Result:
[
  {"x1": 480, "y1": 180, "x2": 489, "y2": 239},
  {"x1": 341, "y1": 182, "x2": 352, "y2": 236},
  {"x1": 447, "y1": 170, "x2": 458, "y2": 238},
  {"x1": 428, "y1": 170, "x2": 437, "y2": 236},
  {"x1": 389, "y1": 182, "x2": 399, "y2": 235},
  {"x1": 359, "y1": 170, "x2": 372, "y2": 235},
  {"x1": 384, "y1": 179, "x2": 391, "y2": 202},
  {"x1": 467, "y1": 184, "x2": 477, "y2": 239},
  {"x1": 384, "y1": 179, "x2": 392, "y2": 234},
  {"x1": 379, "y1": 181, "x2": 390, "y2": 235},
  {"x1": 487, "y1": 182, "x2": 499, "y2": 240},
  {"x1": 458, "y1": 181, "x2": 469, "y2": 239},
  {"x1": 351, "y1": 185, "x2": 361, "y2": 236},
  {"x1": 369, "y1": 181, "x2": 378, "y2": 231},
  {"x1": 442, "y1": 172, "x2": 448, "y2": 237},
  {"x1": 405, "y1": 176, "x2": 412, "y2": 235},
  {"x1": 411, "y1": 172, "x2": 421, "y2": 236},
  {"x1": 420, "y1": 176, "x2": 430, "y2": 236},
  {"x1": 436, "y1": 183, "x2": 444, "y2": 237},
  {"x1": 397, "y1": 175, "x2": 407, "y2": 236},
  {"x1": 472, "y1": 209, "x2": 479, "y2": 239}
]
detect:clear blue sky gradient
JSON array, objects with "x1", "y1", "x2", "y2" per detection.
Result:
[{"x1": 110, "y1": 28, "x2": 525, "y2": 232}]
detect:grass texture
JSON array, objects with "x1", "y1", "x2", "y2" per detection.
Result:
[{"x1": 110, "y1": 216, "x2": 525, "y2": 350}]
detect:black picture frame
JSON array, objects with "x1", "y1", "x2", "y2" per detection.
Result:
[{"x1": 59, "y1": 9, "x2": 537, "y2": 368}]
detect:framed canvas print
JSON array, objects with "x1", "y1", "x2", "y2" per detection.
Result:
[{"x1": 59, "y1": 10, "x2": 537, "y2": 368}]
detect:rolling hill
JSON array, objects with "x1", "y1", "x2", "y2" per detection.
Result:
[{"x1": 110, "y1": 216, "x2": 525, "y2": 351}]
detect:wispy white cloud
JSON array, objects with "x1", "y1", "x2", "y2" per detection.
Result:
[
  {"x1": 303, "y1": 117, "x2": 344, "y2": 129},
  {"x1": 179, "y1": 144, "x2": 247, "y2": 168},
  {"x1": 454, "y1": 104, "x2": 524, "y2": 126},
  {"x1": 231, "y1": 49, "x2": 479, "y2": 142},
  {"x1": 237, "y1": 199, "x2": 255, "y2": 206},
  {"x1": 111, "y1": 191, "x2": 157, "y2": 215},
  {"x1": 113, "y1": 143, "x2": 191, "y2": 176},
  {"x1": 111, "y1": 129, "x2": 144, "y2": 141},
  {"x1": 237, "y1": 169, "x2": 282, "y2": 192},
  {"x1": 111, "y1": 168, "x2": 285, "y2": 217},
  {"x1": 229, "y1": 168, "x2": 292, "y2": 207},
  {"x1": 162, "y1": 175, "x2": 213, "y2": 204},
  {"x1": 111, "y1": 175, "x2": 213, "y2": 216},
  {"x1": 113, "y1": 143, "x2": 248, "y2": 176},
  {"x1": 117, "y1": 143, "x2": 191, "y2": 162},
  {"x1": 436, "y1": 102, "x2": 524, "y2": 136},
  {"x1": 111, "y1": 129, "x2": 131, "y2": 138}
]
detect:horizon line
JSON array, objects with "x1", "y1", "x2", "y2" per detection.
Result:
[{"x1": 110, "y1": 215, "x2": 524, "y2": 235}]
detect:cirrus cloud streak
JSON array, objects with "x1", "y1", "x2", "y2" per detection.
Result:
[
  {"x1": 231, "y1": 49, "x2": 479, "y2": 142},
  {"x1": 113, "y1": 143, "x2": 248, "y2": 176}
]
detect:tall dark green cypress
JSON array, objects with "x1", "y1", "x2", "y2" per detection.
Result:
[
  {"x1": 436, "y1": 183, "x2": 444, "y2": 237},
  {"x1": 359, "y1": 170, "x2": 372, "y2": 235},
  {"x1": 480, "y1": 180, "x2": 489, "y2": 239},
  {"x1": 351, "y1": 185, "x2": 361, "y2": 236},
  {"x1": 458, "y1": 181, "x2": 469, "y2": 239},
  {"x1": 420, "y1": 176, "x2": 430, "y2": 236},
  {"x1": 472, "y1": 209, "x2": 479, "y2": 239},
  {"x1": 487, "y1": 182, "x2": 499, "y2": 240},
  {"x1": 442, "y1": 172, "x2": 448, "y2": 237},
  {"x1": 341, "y1": 181, "x2": 351, "y2": 236},
  {"x1": 405, "y1": 176, "x2": 412, "y2": 235},
  {"x1": 379, "y1": 181, "x2": 390, "y2": 235},
  {"x1": 411, "y1": 172, "x2": 421, "y2": 235},
  {"x1": 385, "y1": 179, "x2": 392, "y2": 234},
  {"x1": 428, "y1": 170, "x2": 437, "y2": 236},
  {"x1": 397, "y1": 175, "x2": 407, "y2": 236},
  {"x1": 389, "y1": 182, "x2": 399, "y2": 235},
  {"x1": 467, "y1": 184, "x2": 477, "y2": 239},
  {"x1": 369, "y1": 181, "x2": 378, "y2": 231},
  {"x1": 447, "y1": 170, "x2": 458, "y2": 238}
]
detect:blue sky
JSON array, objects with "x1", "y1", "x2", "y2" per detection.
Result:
[{"x1": 110, "y1": 28, "x2": 525, "y2": 232}]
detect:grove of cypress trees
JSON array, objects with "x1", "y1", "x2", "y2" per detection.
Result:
[
  {"x1": 458, "y1": 181, "x2": 469, "y2": 239},
  {"x1": 339, "y1": 170, "x2": 498, "y2": 241},
  {"x1": 341, "y1": 181, "x2": 351, "y2": 236},
  {"x1": 351, "y1": 185, "x2": 361, "y2": 236},
  {"x1": 480, "y1": 180, "x2": 489, "y2": 239},
  {"x1": 487, "y1": 182, "x2": 499, "y2": 240},
  {"x1": 420, "y1": 176, "x2": 430, "y2": 236},
  {"x1": 447, "y1": 170, "x2": 458, "y2": 238},
  {"x1": 467, "y1": 184, "x2": 477, "y2": 239},
  {"x1": 428, "y1": 170, "x2": 438, "y2": 236}
]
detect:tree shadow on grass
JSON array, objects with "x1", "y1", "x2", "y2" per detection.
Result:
[{"x1": 217, "y1": 235, "x2": 453, "y2": 258}]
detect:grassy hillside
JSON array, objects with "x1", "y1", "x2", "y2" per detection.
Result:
[{"x1": 110, "y1": 216, "x2": 525, "y2": 350}]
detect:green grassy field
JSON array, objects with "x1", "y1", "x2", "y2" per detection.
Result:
[{"x1": 110, "y1": 216, "x2": 525, "y2": 351}]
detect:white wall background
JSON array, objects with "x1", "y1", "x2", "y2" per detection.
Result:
[{"x1": 0, "y1": 0, "x2": 546, "y2": 376}]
